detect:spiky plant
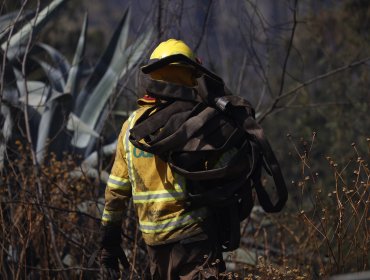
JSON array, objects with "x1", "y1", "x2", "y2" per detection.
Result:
[
  {"x1": 0, "y1": 0, "x2": 152, "y2": 176},
  {"x1": 0, "y1": 2, "x2": 152, "y2": 277}
]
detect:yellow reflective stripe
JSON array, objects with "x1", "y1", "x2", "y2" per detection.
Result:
[
  {"x1": 133, "y1": 190, "x2": 185, "y2": 203},
  {"x1": 102, "y1": 208, "x2": 123, "y2": 222},
  {"x1": 139, "y1": 208, "x2": 207, "y2": 233},
  {"x1": 107, "y1": 181, "x2": 130, "y2": 190},
  {"x1": 124, "y1": 112, "x2": 137, "y2": 191},
  {"x1": 107, "y1": 175, "x2": 131, "y2": 191},
  {"x1": 109, "y1": 174, "x2": 130, "y2": 183}
]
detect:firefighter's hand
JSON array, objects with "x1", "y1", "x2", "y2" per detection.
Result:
[{"x1": 100, "y1": 246, "x2": 129, "y2": 279}]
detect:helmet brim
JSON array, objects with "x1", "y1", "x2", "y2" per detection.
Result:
[{"x1": 141, "y1": 54, "x2": 222, "y2": 83}]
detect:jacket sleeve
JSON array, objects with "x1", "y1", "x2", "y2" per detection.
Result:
[{"x1": 101, "y1": 121, "x2": 132, "y2": 226}]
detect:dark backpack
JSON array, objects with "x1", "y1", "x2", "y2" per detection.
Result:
[{"x1": 129, "y1": 54, "x2": 288, "y2": 251}]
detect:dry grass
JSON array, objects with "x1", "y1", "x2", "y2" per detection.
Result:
[{"x1": 0, "y1": 138, "x2": 368, "y2": 279}]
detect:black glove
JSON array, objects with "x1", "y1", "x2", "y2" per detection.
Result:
[
  {"x1": 100, "y1": 246, "x2": 129, "y2": 279},
  {"x1": 99, "y1": 224, "x2": 130, "y2": 279}
]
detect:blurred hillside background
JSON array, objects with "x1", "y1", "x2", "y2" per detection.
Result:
[{"x1": 0, "y1": 0, "x2": 369, "y2": 279}]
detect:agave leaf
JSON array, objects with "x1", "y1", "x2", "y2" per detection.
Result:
[
  {"x1": 67, "y1": 113, "x2": 100, "y2": 138},
  {"x1": 0, "y1": 143, "x2": 5, "y2": 171},
  {"x1": 35, "y1": 92, "x2": 72, "y2": 164},
  {"x1": 2, "y1": 63, "x2": 40, "y2": 155},
  {"x1": 64, "y1": 13, "x2": 88, "y2": 97},
  {"x1": 1, "y1": 0, "x2": 67, "y2": 59},
  {"x1": 69, "y1": 168, "x2": 109, "y2": 183},
  {"x1": 72, "y1": 28, "x2": 153, "y2": 149},
  {"x1": 41, "y1": 93, "x2": 73, "y2": 162},
  {"x1": 25, "y1": 106, "x2": 42, "y2": 149},
  {"x1": 30, "y1": 58, "x2": 65, "y2": 92},
  {"x1": 18, "y1": 95, "x2": 46, "y2": 113},
  {"x1": 111, "y1": 110, "x2": 131, "y2": 117},
  {"x1": 5, "y1": 77, "x2": 42, "y2": 148},
  {"x1": 17, "y1": 80, "x2": 49, "y2": 97},
  {"x1": 17, "y1": 81, "x2": 50, "y2": 113},
  {"x1": 82, "y1": 140, "x2": 117, "y2": 167},
  {"x1": 10, "y1": 44, "x2": 69, "y2": 91},
  {"x1": 12, "y1": 67, "x2": 23, "y2": 80},
  {"x1": 117, "y1": 28, "x2": 154, "y2": 80},
  {"x1": 46, "y1": 90, "x2": 72, "y2": 104},
  {"x1": 17, "y1": 80, "x2": 67, "y2": 104},
  {"x1": 82, "y1": 28, "x2": 153, "y2": 154},
  {"x1": 36, "y1": 102, "x2": 56, "y2": 163},
  {"x1": 17, "y1": 80, "x2": 70, "y2": 113},
  {"x1": 0, "y1": 104, "x2": 14, "y2": 170},
  {"x1": 30, "y1": 43, "x2": 71, "y2": 81},
  {"x1": 2, "y1": 88, "x2": 20, "y2": 108},
  {"x1": 1, "y1": 55, "x2": 20, "y2": 106},
  {"x1": 0, "y1": 10, "x2": 34, "y2": 44},
  {"x1": 74, "y1": 9, "x2": 130, "y2": 111},
  {"x1": 0, "y1": 11, "x2": 22, "y2": 31},
  {"x1": 1, "y1": 105, "x2": 13, "y2": 141}
]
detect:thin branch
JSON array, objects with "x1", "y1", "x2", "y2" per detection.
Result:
[
  {"x1": 175, "y1": 0, "x2": 184, "y2": 38},
  {"x1": 20, "y1": 1, "x2": 68, "y2": 277},
  {"x1": 193, "y1": 0, "x2": 213, "y2": 53},
  {"x1": 258, "y1": 55, "x2": 370, "y2": 122},
  {"x1": 236, "y1": 53, "x2": 248, "y2": 96},
  {"x1": 21, "y1": 5, "x2": 39, "y2": 168},
  {"x1": 278, "y1": 56, "x2": 370, "y2": 102},
  {"x1": 156, "y1": 0, "x2": 163, "y2": 42},
  {"x1": 3, "y1": 200, "x2": 102, "y2": 222},
  {"x1": 239, "y1": 1, "x2": 274, "y2": 99},
  {"x1": 18, "y1": 265, "x2": 99, "y2": 272},
  {"x1": 282, "y1": 102, "x2": 351, "y2": 108},
  {"x1": 258, "y1": 0, "x2": 298, "y2": 123},
  {"x1": 0, "y1": 1, "x2": 28, "y2": 106}
]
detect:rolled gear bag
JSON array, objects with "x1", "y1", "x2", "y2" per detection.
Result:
[{"x1": 129, "y1": 54, "x2": 288, "y2": 251}]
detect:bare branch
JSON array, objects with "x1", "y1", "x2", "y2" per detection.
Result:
[
  {"x1": 239, "y1": 1, "x2": 274, "y2": 101},
  {"x1": 236, "y1": 53, "x2": 248, "y2": 96},
  {"x1": 258, "y1": 0, "x2": 298, "y2": 123},
  {"x1": 193, "y1": 0, "x2": 213, "y2": 53},
  {"x1": 258, "y1": 55, "x2": 370, "y2": 122},
  {"x1": 278, "y1": 56, "x2": 370, "y2": 102},
  {"x1": 0, "y1": 1, "x2": 28, "y2": 104},
  {"x1": 156, "y1": 0, "x2": 163, "y2": 42}
]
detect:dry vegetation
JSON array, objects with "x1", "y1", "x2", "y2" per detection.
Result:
[
  {"x1": 1, "y1": 1, "x2": 369, "y2": 279},
  {"x1": 1, "y1": 138, "x2": 368, "y2": 279}
]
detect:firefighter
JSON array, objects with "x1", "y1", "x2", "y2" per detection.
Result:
[{"x1": 99, "y1": 39, "x2": 226, "y2": 280}]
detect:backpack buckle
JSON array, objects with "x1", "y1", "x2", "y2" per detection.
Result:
[{"x1": 215, "y1": 97, "x2": 229, "y2": 111}]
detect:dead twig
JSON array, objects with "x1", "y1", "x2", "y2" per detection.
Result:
[{"x1": 258, "y1": 0, "x2": 298, "y2": 123}]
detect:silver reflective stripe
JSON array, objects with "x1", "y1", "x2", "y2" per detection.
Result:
[
  {"x1": 107, "y1": 177, "x2": 130, "y2": 189},
  {"x1": 124, "y1": 112, "x2": 137, "y2": 190},
  {"x1": 133, "y1": 191, "x2": 185, "y2": 202},
  {"x1": 139, "y1": 208, "x2": 207, "y2": 233}
]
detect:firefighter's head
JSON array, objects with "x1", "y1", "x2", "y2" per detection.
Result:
[{"x1": 146, "y1": 39, "x2": 198, "y2": 86}]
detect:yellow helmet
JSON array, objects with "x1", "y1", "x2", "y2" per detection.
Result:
[
  {"x1": 149, "y1": 39, "x2": 196, "y2": 61},
  {"x1": 145, "y1": 39, "x2": 197, "y2": 86},
  {"x1": 142, "y1": 39, "x2": 222, "y2": 89}
]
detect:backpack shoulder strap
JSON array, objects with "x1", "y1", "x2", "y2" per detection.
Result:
[{"x1": 217, "y1": 96, "x2": 288, "y2": 213}]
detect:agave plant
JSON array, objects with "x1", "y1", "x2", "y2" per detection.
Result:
[{"x1": 0, "y1": 0, "x2": 153, "y2": 177}]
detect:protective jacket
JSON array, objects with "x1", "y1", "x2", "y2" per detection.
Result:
[{"x1": 102, "y1": 97, "x2": 208, "y2": 246}]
